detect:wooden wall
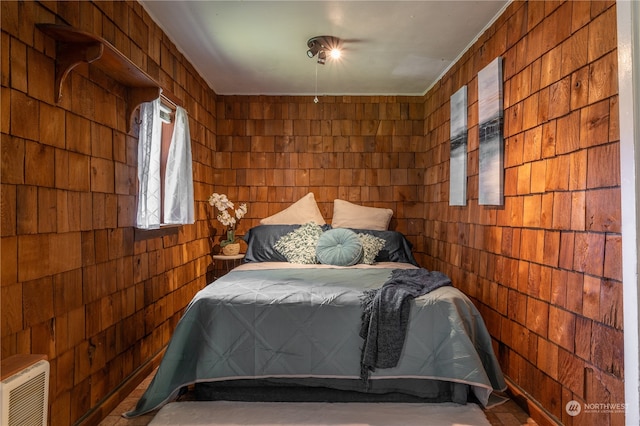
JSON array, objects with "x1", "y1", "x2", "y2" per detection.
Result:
[
  {"x1": 0, "y1": 1, "x2": 625, "y2": 426},
  {"x1": 214, "y1": 95, "x2": 427, "y2": 260},
  {"x1": 1, "y1": 1, "x2": 217, "y2": 423},
  {"x1": 421, "y1": 1, "x2": 623, "y2": 425}
]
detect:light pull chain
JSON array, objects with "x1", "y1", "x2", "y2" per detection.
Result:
[{"x1": 314, "y1": 61, "x2": 319, "y2": 103}]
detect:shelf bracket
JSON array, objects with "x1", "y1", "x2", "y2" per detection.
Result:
[
  {"x1": 54, "y1": 41, "x2": 103, "y2": 102},
  {"x1": 37, "y1": 23, "x2": 162, "y2": 133}
]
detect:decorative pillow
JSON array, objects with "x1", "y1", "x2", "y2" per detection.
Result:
[
  {"x1": 316, "y1": 228, "x2": 364, "y2": 266},
  {"x1": 274, "y1": 222, "x2": 324, "y2": 264},
  {"x1": 260, "y1": 193, "x2": 326, "y2": 225},
  {"x1": 243, "y1": 224, "x2": 302, "y2": 263},
  {"x1": 357, "y1": 233, "x2": 387, "y2": 264},
  {"x1": 349, "y1": 229, "x2": 418, "y2": 266},
  {"x1": 331, "y1": 199, "x2": 393, "y2": 231}
]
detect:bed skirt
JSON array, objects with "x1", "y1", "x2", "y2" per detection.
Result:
[{"x1": 194, "y1": 377, "x2": 471, "y2": 405}]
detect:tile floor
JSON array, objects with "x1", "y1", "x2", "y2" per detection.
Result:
[{"x1": 99, "y1": 371, "x2": 538, "y2": 426}]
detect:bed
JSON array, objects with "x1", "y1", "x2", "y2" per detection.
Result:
[{"x1": 124, "y1": 221, "x2": 506, "y2": 417}]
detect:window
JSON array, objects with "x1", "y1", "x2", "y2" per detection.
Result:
[{"x1": 136, "y1": 96, "x2": 194, "y2": 229}]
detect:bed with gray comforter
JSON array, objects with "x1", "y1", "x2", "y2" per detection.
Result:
[{"x1": 125, "y1": 262, "x2": 506, "y2": 417}]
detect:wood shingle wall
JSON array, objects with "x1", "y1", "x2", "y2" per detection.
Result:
[
  {"x1": 0, "y1": 1, "x2": 624, "y2": 426},
  {"x1": 2, "y1": 1, "x2": 216, "y2": 423},
  {"x1": 421, "y1": 2, "x2": 623, "y2": 425},
  {"x1": 214, "y1": 95, "x2": 427, "y2": 248}
]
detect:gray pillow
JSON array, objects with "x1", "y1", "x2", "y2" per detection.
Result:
[
  {"x1": 357, "y1": 233, "x2": 387, "y2": 264},
  {"x1": 243, "y1": 225, "x2": 301, "y2": 263},
  {"x1": 348, "y1": 229, "x2": 418, "y2": 266}
]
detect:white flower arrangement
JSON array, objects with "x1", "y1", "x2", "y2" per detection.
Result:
[{"x1": 208, "y1": 193, "x2": 248, "y2": 247}]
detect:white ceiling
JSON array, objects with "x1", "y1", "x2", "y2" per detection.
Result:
[{"x1": 139, "y1": 1, "x2": 509, "y2": 97}]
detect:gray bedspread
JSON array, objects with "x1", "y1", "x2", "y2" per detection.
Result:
[
  {"x1": 124, "y1": 263, "x2": 505, "y2": 417},
  {"x1": 360, "y1": 269, "x2": 452, "y2": 379}
]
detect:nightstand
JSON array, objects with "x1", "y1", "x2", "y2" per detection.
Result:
[{"x1": 211, "y1": 253, "x2": 245, "y2": 277}]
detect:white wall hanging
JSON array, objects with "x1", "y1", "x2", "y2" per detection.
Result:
[
  {"x1": 478, "y1": 57, "x2": 504, "y2": 206},
  {"x1": 450, "y1": 85, "x2": 468, "y2": 206}
]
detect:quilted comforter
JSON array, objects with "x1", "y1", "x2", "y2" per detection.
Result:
[{"x1": 125, "y1": 262, "x2": 505, "y2": 417}]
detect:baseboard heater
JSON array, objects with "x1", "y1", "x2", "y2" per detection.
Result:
[{"x1": 1, "y1": 354, "x2": 50, "y2": 426}]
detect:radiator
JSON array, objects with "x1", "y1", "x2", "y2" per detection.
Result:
[{"x1": 1, "y1": 358, "x2": 49, "y2": 426}]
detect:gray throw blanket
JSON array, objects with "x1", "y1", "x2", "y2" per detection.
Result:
[{"x1": 360, "y1": 268, "x2": 452, "y2": 381}]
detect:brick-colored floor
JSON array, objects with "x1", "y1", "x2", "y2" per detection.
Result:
[{"x1": 99, "y1": 371, "x2": 538, "y2": 426}]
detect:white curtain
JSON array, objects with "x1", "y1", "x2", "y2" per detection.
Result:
[
  {"x1": 136, "y1": 99, "x2": 162, "y2": 229},
  {"x1": 163, "y1": 106, "x2": 194, "y2": 224},
  {"x1": 136, "y1": 100, "x2": 194, "y2": 229}
]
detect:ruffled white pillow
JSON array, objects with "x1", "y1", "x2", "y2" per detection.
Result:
[
  {"x1": 357, "y1": 233, "x2": 387, "y2": 264},
  {"x1": 274, "y1": 222, "x2": 324, "y2": 264}
]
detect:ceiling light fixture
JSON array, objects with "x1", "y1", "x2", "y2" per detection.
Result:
[
  {"x1": 306, "y1": 40, "x2": 320, "y2": 58},
  {"x1": 307, "y1": 36, "x2": 342, "y2": 104},
  {"x1": 306, "y1": 36, "x2": 341, "y2": 65},
  {"x1": 317, "y1": 50, "x2": 326, "y2": 65}
]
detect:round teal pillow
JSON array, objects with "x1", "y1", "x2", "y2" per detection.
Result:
[{"x1": 316, "y1": 228, "x2": 363, "y2": 266}]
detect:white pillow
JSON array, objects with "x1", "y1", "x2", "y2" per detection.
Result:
[
  {"x1": 357, "y1": 233, "x2": 387, "y2": 264},
  {"x1": 274, "y1": 222, "x2": 324, "y2": 264},
  {"x1": 260, "y1": 192, "x2": 326, "y2": 225},
  {"x1": 331, "y1": 199, "x2": 393, "y2": 231}
]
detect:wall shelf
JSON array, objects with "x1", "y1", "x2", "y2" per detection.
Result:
[{"x1": 37, "y1": 23, "x2": 161, "y2": 132}]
